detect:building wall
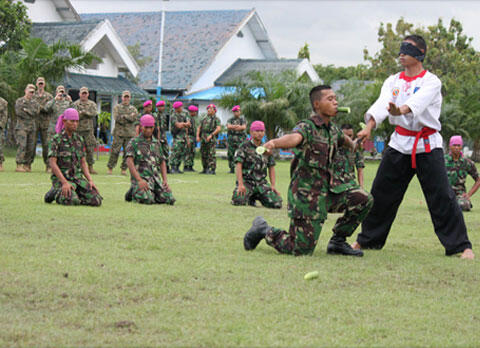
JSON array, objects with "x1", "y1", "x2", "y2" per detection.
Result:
[
  {"x1": 19, "y1": 0, "x2": 64, "y2": 22},
  {"x1": 68, "y1": 49, "x2": 119, "y2": 77},
  {"x1": 188, "y1": 21, "x2": 266, "y2": 94}
]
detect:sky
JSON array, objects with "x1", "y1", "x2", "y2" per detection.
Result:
[{"x1": 71, "y1": 0, "x2": 480, "y2": 67}]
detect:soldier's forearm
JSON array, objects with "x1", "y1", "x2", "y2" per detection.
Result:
[
  {"x1": 235, "y1": 163, "x2": 244, "y2": 186},
  {"x1": 269, "y1": 166, "x2": 276, "y2": 187},
  {"x1": 467, "y1": 178, "x2": 480, "y2": 198},
  {"x1": 126, "y1": 157, "x2": 142, "y2": 182},
  {"x1": 50, "y1": 158, "x2": 68, "y2": 185}
]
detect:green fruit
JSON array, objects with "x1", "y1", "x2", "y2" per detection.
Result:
[
  {"x1": 256, "y1": 146, "x2": 266, "y2": 155},
  {"x1": 304, "y1": 271, "x2": 319, "y2": 280},
  {"x1": 359, "y1": 122, "x2": 367, "y2": 130},
  {"x1": 337, "y1": 106, "x2": 351, "y2": 113}
]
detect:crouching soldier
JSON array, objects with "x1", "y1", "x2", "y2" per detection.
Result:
[
  {"x1": 44, "y1": 108, "x2": 102, "y2": 206},
  {"x1": 125, "y1": 114, "x2": 175, "y2": 205},
  {"x1": 231, "y1": 120, "x2": 282, "y2": 209}
]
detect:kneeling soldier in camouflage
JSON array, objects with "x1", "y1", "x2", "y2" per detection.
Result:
[
  {"x1": 125, "y1": 114, "x2": 175, "y2": 205},
  {"x1": 45, "y1": 108, "x2": 102, "y2": 206},
  {"x1": 231, "y1": 120, "x2": 282, "y2": 209}
]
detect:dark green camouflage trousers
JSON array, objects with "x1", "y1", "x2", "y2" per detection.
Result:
[
  {"x1": 200, "y1": 140, "x2": 216, "y2": 171},
  {"x1": 32, "y1": 120, "x2": 49, "y2": 165},
  {"x1": 170, "y1": 138, "x2": 186, "y2": 168},
  {"x1": 231, "y1": 181, "x2": 282, "y2": 209},
  {"x1": 130, "y1": 178, "x2": 175, "y2": 205},
  {"x1": 52, "y1": 177, "x2": 102, "y2": 206},
  {"x1": 160, "y1": 138, "x2": 170, "y2": 169},
  {"x1": 77, "y1": 130, "x2": 96, "y2": 166},
  {"x1": 184, "y1": 137, "x2": 196, "y2": 167},
  {"x1": 0, "y1": 128, "x2": 5, "y2": 163},
  {"x1": 16, "y1": 128, "x2": 36, "y2": 165},
  {"x1": 107, "y1": 135, "x2": 133, "y2": 170},
  {"x1": 457, "y1": 195, "x2": 472, "y2": 212},
  {"x1": 227, "y1": 139, "x2": 243, "y2": 171},
  {"x1": 266, "y1": 187, "x2": 373, "y2": 255}
]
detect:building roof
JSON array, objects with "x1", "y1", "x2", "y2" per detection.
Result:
[
  {"x1": 81, "y1": 10, "x2": 275, "y2": 91},
  {"x1": 31, "y1": 20, "x2": 101, "y2": 46},
  {"x1": 64, "y1": 73, "x2": 148, "y2": 97}
]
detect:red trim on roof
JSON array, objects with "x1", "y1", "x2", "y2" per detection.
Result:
[{"x1": 399, "y1": 70, "x2": 427, "y2": 82}]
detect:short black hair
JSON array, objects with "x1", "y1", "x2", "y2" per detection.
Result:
[
  {"x1": 341, "y1": 123, "x2": 353, "y2": 130},
  {"x1": 404, "y1": 34, "x2": 427, "y2": 54},
  {"x1": 309, "y1": 85, "x2": 332, "y2": 109}
]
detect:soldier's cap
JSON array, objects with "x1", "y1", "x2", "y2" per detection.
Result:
[
  {"x1": 188, "y1": 105, "x2": 198, "y2": 112},
  {"x1": 250, "y1": 120, "x2": 265, "y2": 131},
  {"x1": 143, "y1": 100, "x2": 152, "y2": 108},
  {"x1": 56, "y1": 85, "x2": 66, "y2": 93},
  {"x1": 449, "y1": 135, "x2": 463, "y2": 146},
  {"x1": 156, "y1": 100, "x2": 166, "y2": 107},
  {"x1": 207, "y1": 103, "x2": 216, "y2": 111},
  {"x1": 122, "y1": 90, "x2": 131, "y2": 97},
  {"x1": 79, "y1": 86, "x2": 89, "y2": 94},
  {"x1": 37, "y1": 77, "x2": 46, "y2": 84},
  {"x1": 26, "y1": 84, "x2": 36, "y2": 91},
  {"x1": 140, "y1": 114, "x2": 155, "y2": 127},
  {"x1": 232, "y1": 105, "x2": 240, "y2": 112},
  {"x1": 172, "y1": 101, "x2": 183, "y2": 109}
]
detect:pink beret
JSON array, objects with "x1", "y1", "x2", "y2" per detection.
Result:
[
  {"x1": 172, "y1": 101, "x2": 183, "y2": 109},
  {"x1": 207, "y1": 103, "x2": 216, "y2": 111},
  {"x1": 140, "y1": 114, "x2": 155, "y2": 127},
  {"x1": 156, "y1": 100, "x2": 165, "y2": 107},
  {"x1": 232, "y1": 105, "x2": 240, "y2": 112},
  {"x1": 143, "y1": 100, "x2": 152, "y2": 108},
  {"x1": 63, "y1": 108, "x2": 79, "y2": 121},
  {"x1": 250, "y1": 120, "x2": 265, "y2": 131},
  {"x1": 449, "y1": 135, "x2": 463, "y2": 147},
  {"x1": 188, "y1": 105, "x2": 198, "y2": 112}
]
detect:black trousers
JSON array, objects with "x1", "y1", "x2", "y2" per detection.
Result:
[{"x1": 357, "y1": 146, "x2": 472, "y2": 255}]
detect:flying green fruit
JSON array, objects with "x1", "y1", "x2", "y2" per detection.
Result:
[
  {"x1": 359, "y1": 122, "x2": 367, "y2": 130},
  {"x1": 256, "y1": 146, "x2": 266, "y2": 155},
  {"x1": 304, "y1": 271, "x2": 319, "y2": 280},
  {"x1": 337, "y1": 106, "x2": 351, "y2": 113}
]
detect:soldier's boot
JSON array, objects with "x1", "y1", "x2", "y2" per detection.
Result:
[
  {"x1": 0, "y1": 163, "x2": 4, "y2": 172},
  {"x1": 327, "y1": 235, "x2": 364, "y2": 257},
  {"x1": 248, "y1": 197, "x2": 257, "y2": 207},
  {"x1": 44, "y1": 186, "x2": 57, "y2": 204},
  {"x1": 244, "y1": 216, "x2": 271, "y2": 250},
  {"x1": 199, "y1": 168, "x2": 207, "y2": 174},
  {"x1": 89, "y1": 165, "x2": 98, "y2": 175},
  {"x1": 121, "y1": 169, "x2": 127, "y2": 176},
  {"x1": 167, "y1": 166, "x2": 171, "y2": 174},
  {"x1": 24, "y1": 164, "x2": 32, "y2": 172},
  {"x1": 16, "y1": 164, "x2": 26, "y2": 173},
  {"x1": 175, "y1": 166, "x2": 183, "y2": 174},
  {"x1": 170, "y1": 166, "x2": 178, "y2": 174},
  {"x1": 125, "y1": 187, "x2": 133, "y2": 202},
  {"x1": 107, "y1": 168, "x2": 113, "y2": 175}
]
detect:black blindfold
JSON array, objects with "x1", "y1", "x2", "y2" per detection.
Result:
[{"x1": 399, "y1": 42, "x2": 425, "y2": 62}]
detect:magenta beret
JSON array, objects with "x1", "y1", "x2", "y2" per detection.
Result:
[
  {"x1": 232, "y1": 105, "x2": 240, "y2": 112},
  {"x1": 156, "y1": 100, "x2": 165, "y2": 107},
  {"x1": 172, "y1": 101, "x2": 183, "y2": 109},
  {"x1": 250, "y1": 120, "x2": 265, "y2": 131},
  {"x1": 143, "y1": 100, "x2": 152, "y2": 108},
  {"x1": 140, "y1": 114, "x2": 155, "y2": 127},
  {"x1": 207, "y1": 103, "x2": 216, "y2": 111},
  {"x1": 188, "y1": 105, "x2": 198, "y2": 112},
  {"x1": 449, "y1": 135, "x2": 463, "y2": 146}
]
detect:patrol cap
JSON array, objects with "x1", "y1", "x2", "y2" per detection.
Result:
[
  {"x1": 156, "y1": 100, "x2": 166, "y2": 107},
  {"x1": 122, "y1": 90, "x2": 131, "y2": 97},
  {"x1": 37, "y1": 77, "x2": 46, "y2": 84},
  {"x1": 143, "y1": 100, "x2": 152, "y2": 108},
  {"x1": 79, "y1": 86, "x2": 89, "y2": 94},
  {"x1": 188, "y1": 105, "x2": 198, "y2": 112},
  {"x1": 56, "y1": 85, "x2": 66, "y2": 93},
  {"x1": 140, "y1": 114, "x2": 155, "y2": 127},
  {"x1": 172, "y1": 101, "x2": 183, "y2": 109},
  {"x1": 26, "y1": 84, "x2": 35, "y2": 91}
]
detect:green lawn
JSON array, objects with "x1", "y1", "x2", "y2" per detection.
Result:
[{"x1": 1, "y1": 150, "x2": 479, "y2": 347}]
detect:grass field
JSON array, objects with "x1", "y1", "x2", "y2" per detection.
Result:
[{"x1": 1, "y1": 150, "x2": 479, "y2": 347}]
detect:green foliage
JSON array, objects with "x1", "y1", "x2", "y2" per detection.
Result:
[
  {"x1": 98, "y1": 112, "x2": 111, "y2": 129},
  {"x1": 297, "y1": 42, "x2": 310, "y2": 60},
  {"x1": 314, "y1": 64, "x2": 373, "y2": 85},
  {"x1": 0, "y1": 0, "x2": 31, "y2": 53}
]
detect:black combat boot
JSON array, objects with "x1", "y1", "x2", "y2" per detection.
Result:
[
  {"x1": 125, "y1": 187, "x2": 133, "y2": 202},
  {"x1": 244, "y1": 216, "x2": 271, "y2": 250},
  {"x1": 44, "y1": 186, "x2": 57, "y2": 203},
  {"x1": 327, "y1": 235, "x2": 364, "y2": 257}
]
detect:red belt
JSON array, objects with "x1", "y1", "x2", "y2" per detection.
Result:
[{"x1": 395, "y1": 126, "x2": 437, "y2": 169}]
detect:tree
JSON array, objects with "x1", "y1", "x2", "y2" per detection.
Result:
[
  {"x1": 127, "y1": 43, "x2": 152, "y2": 84},
  {"x1": 314, "y1": 64, "x2": 373, "y2": 85},
  {"x1": 297, "y1": 43, "x2": 310, "y2": 60},
  {"x1": 0, "y1": 0, "x2": 31, "y2": 53}
]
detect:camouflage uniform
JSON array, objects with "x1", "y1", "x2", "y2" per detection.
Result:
[
  {"x1": 445, "y1": 153, "x2": 479, "y2": 211},
  {"x1": 231, "y1": 139, "x2": 282, "y2": 208},
  {"x1": 227, "y1": 115, "x2": 246, "y2": 171},
  {"x1": 184, "y1": 113, "x2": 197, "y2": 168},
  {"x1": 0, "y1": 97, "x2": 8, "y2": 164},
  {"x1": 15, "y1": 96, "x2": 40, "y2": 166},
  {"x1": 48, "y1": 131, "x2": 102, "y2": 206},
  {"x1": 107, "y1": 103, "x2": 138, "y2": 170},
  {"x1": 169, "y1": 110, "x2": 189, "y2": 169},
  {"x1": 156, "y1": 110, "x2": 170, "y2": 168},
  {"x1": 198, "y1": 114, "x2": 221, "y2": 172},
  {"x1": 125, "y1": 133, "x2": 175, "y2": 205},
  {"x1": 265, "y1": 115, "x2": 373, "y2": 256},
  {"x1": 45, "y1": 98, "x2": 73, "y2": 138},
  {"x1": 73, "y1": 99, "x2": 97, "y2": 166},
  {"x1": 32, "y1": 91, "x2": 53, "y2": 165},
  {"x1": 332, "y1": 145, "x2": 365, "y2": 191}
]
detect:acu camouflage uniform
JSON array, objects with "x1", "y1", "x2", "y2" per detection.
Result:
[
  {"x1": 73, "y1": 99, "x2": 97, "y2": 166},
  {"x1": 107, "y1": 103, "x2": 139, "y2": 170},
  {"x1": 185, "y1": 113, "x2": 197, "y2": 168},
  {"x1": 32, "y1": 91, "x2": 53, "y2": 165},
  {"x1": 445, "y1": 153, "x2": 479, "y2": 211},
  {"x1": 226, "y1": 115, "x2": 247, "y2": 171},
  {"x1": 45, "y1": 97, "x2": 73, "y2": 138},
  {"x1": 15, "y1": 96, "x2": 40, "y2": 165},
  {"x1": 169, "y1": 110, "x2": 190, "y2": 169},
  {"x1": 198, "y1": 113, "x2": 221, "y2": 172},
  {"x1": 48, "y1": 131, "x2": 102, "y2": 206},
  {"x1": 265, "y1": 115, "x2": 373, "y2": 256},
  {"x1": 125, "y1": 134, "x2": 175, "y2": 205},
  {"x1": 231, "y1": 139, "x2": 282, "y2": 208},
  {"x1": 0, "y1": 97, "x2": 8, "y2": 164}
]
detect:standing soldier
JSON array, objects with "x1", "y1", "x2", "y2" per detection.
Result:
[
  {"x1": 15, "y1": 84, "x2": 40, "y2": 172},
  {"x1": 45, "y1": 85, "x2": 73, "y2": 140},
  {"x1": 445, "y1": 135, "x2": 480, "y2": 212},
  {"x1": 231, "y1": 120, "x2": 282, "y2": 208},
  {"x1": 107, "y1": 91, "x2": 138, "y2": 175},
  {"x1": 32, "y1": 77, "x2": 53, "y2": 172},
  {"x1": 334, "y1": 124, "x2": 365, "y2": 189},
  {"x1": 197, "y1": 104, "x2": 221, "y2": 175},
  {"x1": 184, "y1": 105, "x2": 198, "y2": 171},
  {"x1": 45, "y1": 108, "x2": 102, "y2": 206},
  {"x1": 73, "y1": 86, "x2": 98, "y2": 174},
  {"x1": 125, "y1": 114, "x2": 175, "y2": 205},
  {"x1": 0, "y1": 97, "x2": 8, "y2": 172},
  {"x1": 156, "y1": 100, "x2": 170, "y2": 172},
  {"x1": 169, "y1": 101, "x2": 190, "y2": 174},
  {"x1": 226, "y1": 105, "x2": 247, "y2": 173}
]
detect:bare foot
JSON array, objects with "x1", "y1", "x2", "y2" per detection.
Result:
[
  {"x1": 121, "y1": 170, "x2": 127, "y2": 176},
  {"x1": 460, "y1": 248, "x2": 474, "y2": 260},
  {"x1": 351, "y1": 241, "x2": 362, "y2": 250}
]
